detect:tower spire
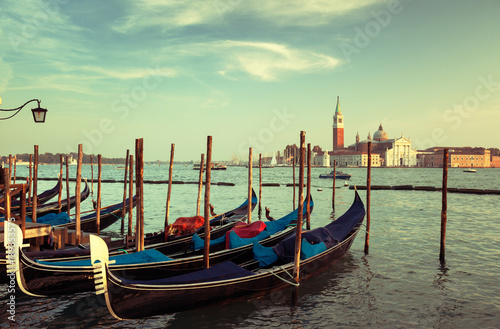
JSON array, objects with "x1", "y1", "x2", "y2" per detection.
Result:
[{"x1": 332, "y1": 96, "x2": 344, "y2": 151}]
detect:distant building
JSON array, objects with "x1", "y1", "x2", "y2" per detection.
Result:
[
  {"x1": 347, "y1": 124, "x2": 417, "y2": 167},
  {"x1": 332, "y1": 96, "x2": 344, "y2": 151},
  {"x1": 417, "y1": 147, "x2": 491, "y2": 168},
  {"x1": 491, "y1": 156, "x2": 500, "y2": 168}
]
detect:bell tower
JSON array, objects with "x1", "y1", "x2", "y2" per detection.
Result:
[{"x1": 333, "y1": 96, "x2": 344, "y2": 150}]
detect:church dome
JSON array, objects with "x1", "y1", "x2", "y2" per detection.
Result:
[{"x1": 373, "y1": 124, "x2": 389, "y2": 141}]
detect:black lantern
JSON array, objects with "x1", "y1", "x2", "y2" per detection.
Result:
[
  {"x1": 0, "y1": 99, "x2": 48, "y2": 123},
  {"x1": 31, "y1": 106, "x2": 47, "y2": 123}
]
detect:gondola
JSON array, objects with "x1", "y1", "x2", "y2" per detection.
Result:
[
  {"x1": 0, "y1": 196, "x2": 136, "y2": 283},
  {"x1": 8, "y1": 192, "x2": 293, "y2": 296},
  {"x1": 11, "y1": 178, "x2": 61, "y2": 207},
  {"x1": 89, "y1": 191, "x2": 364, "y2": 319},
  {"x1": 1, "y1": 191, "x2": 256, "y2": 285},
  {"x1": 21, "y1": 179, "x2": 90, "y2": 218}
]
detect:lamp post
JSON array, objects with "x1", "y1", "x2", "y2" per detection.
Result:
[{"x1": 0, "y1": 99, "x2": 48, "y2": 123}]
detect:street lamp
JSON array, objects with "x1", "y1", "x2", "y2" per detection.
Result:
[{"x1": 0, "y1": 99, "x2": 48, "y2": 123}]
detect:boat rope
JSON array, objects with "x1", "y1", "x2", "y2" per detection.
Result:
[{"x1": 268, "y1": 266, "x2": 299, "y2": 287}]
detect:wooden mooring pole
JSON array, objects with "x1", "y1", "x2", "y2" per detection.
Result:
[
  {"x1": 440, "y1": 148, "x2": 449, "y2": 264},
  {"x1": 96, "y1": 154, "x2": 102, "y2": 235},
  {"x1": 12, "y1": 156, "x2": 17, "y2": 184},
  {"x1": 65, "y1": 155, "x2": 70, "y2": 215},
  {"x1": 3, "y1": 168, "x2": 11, "y2": 222},
  {"x1": 28, "y1": 155, "x2": 32, "y2": 206},
  {"x1": 332, "y1": 160, "x2": 336, "y2": 209},
  {"x1": 306, "y1": 143, "x2": 311, "y2": 231},
  {"x1": 75, "y1": 144, "x2": 83, "y2": 245},
  {"x1": 258, "y1": 154, "x2": 262, "y2": 219},
  {"x1": 127, "y1": 154, "x2": 134, "y2": 247},
  {"x1": 248, "y1": 147, "x2": 252, "y2": 224},
  {"x1": 121, "y1": 149, "x2": 130, "y2": 233},
  {"x1": 8, "y1": 155, "x2": 12, "y2": 183},
  {"x1": 203, "y1": 136, "x2": 212, "y2": 269},
  {"x1": 165, "y1": 143, "x2": 175, "y2": 228},
  {"x1": 196, "y1": 154, "x2": 204, "y2": 216},
  {"x1": 135, "y1": 138, "x2": 145, "y2": 252},
  {"x1": 293, "y1": 157, "x2": 296, "y2": 210},
  {"x1": 58, "y1": 155, "x2": 63, "y2": 213},
  {"x1": 33, "y1": 145, "x2": 38, "y2": 223},
  {"x1": 293, "y1": 131, "x2": 305, "y2": 284},
  {"x1": 364, "y1": 141, "x2": 372, "y2": 255},
  {"x1": 90, "y1": 155, "x2": 94, "y2": 202}
]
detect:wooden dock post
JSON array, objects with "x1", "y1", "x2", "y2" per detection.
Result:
[
  {"x1": 306, "y1": 143, "x2": 311, "y2": 230},
  {"x1": 440, "y1": 148, "x2": 449, "y2": 264},
  {"x1": 165, "y1": 143, "x2": 175, "y2": 228},
  {"x1": 65, "y1": 155, "x2": 70, "y2": 215},
  {"x1": 33, "y1": 145, "x2": 38, "y2": 223},
  {"x1": 258, "y1": 154, "x2": 262, "y2": 219},
  {"x1": 8, "y1": 155, "x2": 12, "y2": 183},
  {"x1": 127, "y1": 154, "x2": 134, "y2": 247},
  {"x1": 293, "y1": 131, "x2": 305, "y2": 284},
  {"x1": 332, "y1": 160, "x2": 336, "y2": 209},
  {"x1": 90, "y1": 155, "x2": 94, "y2": 201},
  {"x1": 28, "y1": 155, "x2": 32, "y2": 206},
  {"x1": 135, "y1": 138, "x2": 145, "y2": 252},
  {"x1": 248, "y1": 147, "x2": 252, "y2": 224},
  {"x1": 3, "y1": 168, "x2": 11, "y2": 224},
  {"x1": 12, "y1": 156, "x2": 17, "y2": 184},
  {"x1": 121, "y1": 149, "x2": 130, "y2": 233},
  {"x1": 96, "y1": 154, "x2": 102, "y2": 235},
  {"x1": 364, "y1": 141, "x2": 372, "y2": 255},
  {"x1": 203, "y1": 136, "x2": 212, "y2": 269},
  {"x1": 196, "y1": 154, "x2": 204, "y2": 216},
  {"x1": 292, "y1": 157, "x2": 296, "y2": 210},
  {"x1": 58, "y1": 155, "x2": 63, "y2": 213},
  {"x1": 75, "y1": 144, "x2": 83, "y2": 245},
  {"x1": 21, "y1": 183, "x2": 26, "y2": 237}
]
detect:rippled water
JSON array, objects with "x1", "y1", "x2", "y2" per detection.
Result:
[{"x1": 1, "y1": 165, "x2": 499, "y2": 328}]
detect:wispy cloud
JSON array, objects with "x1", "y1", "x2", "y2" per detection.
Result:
[
  {"x1": 112, "y1": 0, "x2": 385, "y2": 32},
  {"x1": 161, "y1": 40, "x2": 341, "y2": 81}
]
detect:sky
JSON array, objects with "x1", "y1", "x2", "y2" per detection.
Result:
[{"x1": 1, "y1": 0, "x2": 499, "y2": 161}]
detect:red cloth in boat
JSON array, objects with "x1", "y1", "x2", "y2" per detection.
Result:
[
  {"x1": 167, "y1": 216, "x2": 204, "y2": 237},
  {"x1": 225, "y1": 221, "x2": 267, "y2": 249}
]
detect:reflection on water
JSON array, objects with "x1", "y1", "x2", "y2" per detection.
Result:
[{"x1": 2, "y1": 166, "x2": 500, "y2": 328}]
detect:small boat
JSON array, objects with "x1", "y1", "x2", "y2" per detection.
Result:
[
  {"x1": 193, "y1": 162, "x2": 227, "y2": 170},
  {"x1": 463, "y1": 168, "x2": 476, "y2": 173},
  {"x1": 319, "y1": 170, "x2": 352, "y2": 180},
  {"x1": 88, "y1": 191, "x2": 364, "y2": 319}
]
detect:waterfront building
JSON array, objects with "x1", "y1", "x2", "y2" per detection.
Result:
[
  {"x1": 417, "y1": 147, "x2": 491, "y2": 168},
  {"x1": 348, "y1": 124, "x2": 417, "y2": 167}
]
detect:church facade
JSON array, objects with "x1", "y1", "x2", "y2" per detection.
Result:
[{"x1": 313, "y1": 97, "x2": 418, "y2": 167}]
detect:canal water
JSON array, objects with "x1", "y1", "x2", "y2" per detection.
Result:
[{"x1": 1, "y1": 165, "x2": 499, "y2": 328}]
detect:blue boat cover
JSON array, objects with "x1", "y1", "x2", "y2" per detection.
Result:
[
  {"x1": 120, "y1": 261, "x2": 255, "y2": 285},
  {"x1": 253, "y1": 241, "x2": 279, "y2": 267},
  {"x1": 192, "y1": 233, "x2": 226, "y2": 251},
  {"x1": 254, "y1": 192, "x2": 365, "y2": 266},
  {"x1": 228, "y1": 230, "x2": 270, "y2": 249},
  {"x1": 0, "y1": 212, "x2": 71, "y2": 224},
  {"x1": 191, "y1": 197, "x2": 312, "y2": 251},
  {"x1": 36, "y1": 249, "x2": 173, "y2": 267},
  {"x1": 301, "y1": 238, "x2": 327, "y2": 259}
]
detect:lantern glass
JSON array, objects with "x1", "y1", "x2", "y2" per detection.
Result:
[{"x1": 31, "y1": 107, "x2": 47, "y2": 123}]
